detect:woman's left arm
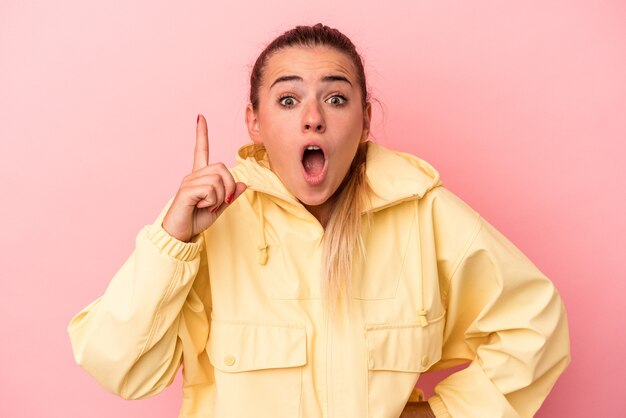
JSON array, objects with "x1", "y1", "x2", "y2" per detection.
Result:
[{"x1": 424, "y1": 189, "x2": 571, "y2": 418}]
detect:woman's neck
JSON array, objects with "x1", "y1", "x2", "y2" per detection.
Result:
[{"x1": 304, "y1": 200, "x2": 333, "y2": 229}]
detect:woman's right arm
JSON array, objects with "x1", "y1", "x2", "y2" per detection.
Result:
[
  {"x1": 67, "y1": 115, "x2": 246, "y2": 399},
  {"x1": 67, "y1": 206, "x2": 205, "y2": 399}
]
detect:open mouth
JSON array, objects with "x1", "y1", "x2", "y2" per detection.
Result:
[
  {"x1": 301, "y1": 145, "x2": 327, "y2": 185},
  {"x1": 302, "y1": 145, "x2": 325, "y2": 175}
]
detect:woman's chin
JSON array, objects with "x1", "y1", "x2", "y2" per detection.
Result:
[
  {"x1": 296, "y1": 188, "x2": 334, "y2": 208},
  {"x1": 298, "y1": 194, "x2": 330, "y2": 208},
  {"x1": 296, "y1": 185, "x2": 343, "y2": 211}
]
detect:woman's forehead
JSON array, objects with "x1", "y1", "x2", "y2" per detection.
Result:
[{"x1": 262, "y1": 46, "x2": 358, "y2": 87}]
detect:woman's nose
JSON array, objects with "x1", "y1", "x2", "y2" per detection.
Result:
[{"x1": 302, "y1": 102, "x2": 325, "y2": 133}]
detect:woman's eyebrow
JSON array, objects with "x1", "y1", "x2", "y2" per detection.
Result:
[
  {"x1": 322, "y1": 75, "x2": 352, "y2": 86},
  {"x1": 270, "y1": 75, "x2": 302, "y2": 89},
  {"x1": 269, "y1": 74, "x2": 353, "y2": 89}
]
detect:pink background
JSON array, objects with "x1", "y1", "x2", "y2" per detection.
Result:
[{"x1": 1, "y1": 1, "x2": 624, "y2": 417}]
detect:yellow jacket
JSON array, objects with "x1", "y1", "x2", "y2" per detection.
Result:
[{"x1": 68, "y1": 142, "x2": 570, "y2": 418}]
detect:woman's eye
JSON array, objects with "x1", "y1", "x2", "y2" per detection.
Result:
[
  {"x1": 279, "y1": 96, "x2": 296, "y2": 107},
  {"x1": 326, "y1": 95, "x2": 347, "y2": 106}
]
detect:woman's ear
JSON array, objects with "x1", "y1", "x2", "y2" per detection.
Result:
[
  {"x1": 360, "y1": 102, "x2": 372, "y2": 142},
  {"x1": 245, "y1": 104, "x2": 262, "y2": 143}
]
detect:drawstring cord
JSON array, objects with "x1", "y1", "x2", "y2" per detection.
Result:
[{"x1": 257, "y1": 196, "x2": 268, "y2": 265}]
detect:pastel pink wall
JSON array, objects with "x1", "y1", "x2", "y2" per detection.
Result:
[{"x1": 1, "y1": 1, "x2": 624, "y2": 417}]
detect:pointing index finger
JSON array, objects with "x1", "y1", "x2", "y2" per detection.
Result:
[{"x1": 193, "y1": 114, "x2": 209, "y2": 171}]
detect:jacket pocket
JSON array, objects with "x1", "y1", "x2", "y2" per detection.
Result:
[
  {"x1": 207, "y1": 318, "x2": 307, "y2": 418},
  {"x1": 365, "y1": 314, "x2": 444, "y2": 418}
]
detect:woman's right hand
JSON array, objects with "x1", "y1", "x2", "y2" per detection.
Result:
[{"x1": 162, "y1": 114, "x2": 247, "y2": 243}]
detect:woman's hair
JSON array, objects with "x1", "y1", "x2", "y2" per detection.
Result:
[
  {"x1": 249, "y1": 23, "x2": 371, "y2": 305},
  {"x1": 250, "y1": 23, "x2": 369, "y2": 109}
]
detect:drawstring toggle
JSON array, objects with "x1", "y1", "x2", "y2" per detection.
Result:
[{"x1": 417, "y1": 309, "x2": 429, "y2": 327}]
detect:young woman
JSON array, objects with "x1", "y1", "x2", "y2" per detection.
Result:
[{"x1": 68, "y1": 24, "x2": 570, "y2": 418}]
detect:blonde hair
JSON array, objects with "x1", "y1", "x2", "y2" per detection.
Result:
[{"x1": 321, "y1": 141, "x2": 370, "y2": 308}]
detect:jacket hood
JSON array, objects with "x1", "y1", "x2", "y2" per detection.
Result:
[{"x1": 231, "y1": 141, "x2": 442, "y2": 213}]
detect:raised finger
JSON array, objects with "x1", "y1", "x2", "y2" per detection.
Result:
[{"x1": 192, "y1": 114, "x2": 209, "y2": 172}]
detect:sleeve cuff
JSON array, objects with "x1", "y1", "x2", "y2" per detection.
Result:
[
  {"x1": 146, "y1": 221, "x2": 204, "y2": 261},
  {"x1": 428, "y1": 395, "x2": 451, "y2": 418}
]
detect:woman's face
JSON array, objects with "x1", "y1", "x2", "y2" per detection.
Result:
[{"x1": 246, "y1": 46, "x2": 371, "y2": 210}]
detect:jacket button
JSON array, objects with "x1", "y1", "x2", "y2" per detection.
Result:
[
  {"x1": 421, "y1": 355, "x2": 429, "y2": 367},
  {"x1": 224, "y1": 354, "x2": 236, "y2": 366}
]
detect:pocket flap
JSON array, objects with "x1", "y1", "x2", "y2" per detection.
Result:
[
  {"x1": 208, "y1": 319, "x2": 307, "y2": 373},
  {"x1": 366, "y1": 314, "x2": 444, "y2": 372}
]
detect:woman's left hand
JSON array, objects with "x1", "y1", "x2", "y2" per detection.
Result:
[{"x1": 399, "y1": 401, "x2": 436, "y2": 418}]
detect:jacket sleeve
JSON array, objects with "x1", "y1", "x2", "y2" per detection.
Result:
[
  {"x1": 67, "y1": 200, "x2": 211, "y2": 399},
  {"x1": 426, "y1": 190, "x2": 570, "y2": 418}
]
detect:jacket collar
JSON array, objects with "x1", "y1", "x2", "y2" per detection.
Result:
[
  {"x1": 232, "y1": 141, "x2": 441, "y2": 213},
  {"x1": 363, "y1": 141, "x2": 441, "y2": 212}
]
